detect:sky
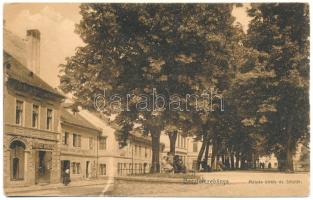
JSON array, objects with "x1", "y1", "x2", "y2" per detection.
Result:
[{"x1": 4, "y1": 3, "x2": 251, "y2": 88}]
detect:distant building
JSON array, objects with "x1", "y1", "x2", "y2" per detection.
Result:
[
  {"x1": 258, "y1": 143, "x2": 309, "y2": 171},
  {"x1": 60, "y1": 107, "x2": 102, "y2": 182},
  {"x1": 3, "y1": 29, "x2": 64, "y2": 187},
  {"x1": 79, "y1": 110, "x2": 155, "y2": 176},
  {"x1": 186, "y1": 138, "x2": 211, "y2": 170},
  {"x1": 160, "y1": 133, "x2": 211, "y2": 171},
  {"x1": 259, "y1": 153, "x2": 278, "y2": 169}
]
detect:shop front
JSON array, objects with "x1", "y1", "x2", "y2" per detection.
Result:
[
  {"x1": 4, "y1": 133, "x2": 60, "y2": 188},
  {"x1": 34, "y1": 150, "x2": 52, "y2": 184}
]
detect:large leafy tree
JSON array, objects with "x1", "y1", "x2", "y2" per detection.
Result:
[
  {"x1": 203, "y1": 22, "x2": 267, "y2": 170},
  {"x1": 59, "y1": 4, "x2": 236, "y2": 173},
  {"x1": 245, "y1": 3, "x2": 309, "y2": 171}
]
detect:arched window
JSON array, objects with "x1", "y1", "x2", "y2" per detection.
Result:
[{"x1": 10, "y1": 140, "x2": 25, "y2": 180}]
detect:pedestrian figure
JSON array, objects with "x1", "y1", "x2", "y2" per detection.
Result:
[
  {"x1": 63, "y1": 167, "x2": 71, "y2": 186},
  {"x1": 161, "y1": 156, "x2": 173, "y2": 173},
  {"x1": 173, "y1": 155, "x2": 186, "y2": 173},
  {"x1": 201, "y1": 160, "x2": 208, "y2": 172},
  {"x1": 260, "y1": 162, "x2": 264, "y2": 169}
]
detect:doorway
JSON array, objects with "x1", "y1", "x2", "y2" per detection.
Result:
[
  {"x1": 61, "y1": 160, "x2": 70, "y2": 182},
  {"x1": 36, "y1": 150, "x2": 51, "y2": 184}
]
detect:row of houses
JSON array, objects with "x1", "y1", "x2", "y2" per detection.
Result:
[
  {"x1": 3, "y1": 29, "x2": 204, "y2": 189},
  {"x1": 3, "y1": 29, "x2": 150, "y2": 188}
]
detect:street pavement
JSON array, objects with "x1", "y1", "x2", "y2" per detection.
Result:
[
  {"x1": 109, "y1": 171, "x2": 310, "y2": 197},
  {"x1": 7, "y1": 185, "x2": 109, "y2": 197},
  {"x1": 5, "y1": 171, "x2": 310, "y2": 197}
]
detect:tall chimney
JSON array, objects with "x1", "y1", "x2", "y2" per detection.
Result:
[{"x1": 26, "y1": 29, "x2": 40, "y2": 76}]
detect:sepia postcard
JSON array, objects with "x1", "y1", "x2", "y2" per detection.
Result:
[{"x1": 2, "y1": 1, "x2": 310, "y2": 197}]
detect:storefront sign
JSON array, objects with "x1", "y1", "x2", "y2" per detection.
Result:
[{"x1": 32, "y1": 142, "x2": 54, "y2": 150}]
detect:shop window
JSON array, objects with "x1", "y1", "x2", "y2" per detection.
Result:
[{"x1": 10, "y1": 140, "x2": 25, "y2": 180}]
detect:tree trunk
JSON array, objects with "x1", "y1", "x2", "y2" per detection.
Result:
[
  {"x1": 150, "y1": 129, "x2": 161, "y2": 173},
  {"x1": 203, "y1": 138, "x2": 210, "y2": 163},
  {"x1": 277, "y1": 113, "x2": 296, "y2": 172},
  {"x1": 240, "y1": 156, "x2": 245, "y2": 169},
  {"x1": 196, "y1": 139, "x2": 206, "y2": 171},
  {"x1": 286, "y1": 133, "x2": 294, "y2": 172},
  {"x1": 230, "y1": 152, "x2": 235, "y2": 169},
  {"x1": 222, "y1": 155, "x2": 225, "y2": 165},
  {"x1": 235, "y1": 152, "x2": 240, "y2": 169},
  {"x1": 211, "y1": 141, "x2": 216, "y2": 169},
  {"x1": 168, "y1": 131, "x2": 177, "y2": 156}
]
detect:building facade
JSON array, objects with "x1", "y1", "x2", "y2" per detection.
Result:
[
  {"x1": 185, "y1": 138, "x2": 210, "y2": 170},
  {"x1": 79, "y1": 110, "x2": 154, "y2": 177},
  {"x1": 3, "y1": 29, "x2": 64, "y2": 188},
  {"x1": 116, "y1": 132, "x2": 154, "y2": 176},
  {"x1": 3, "y1": 28, "x2": 159, "y2": 191},
  {"x1": 60, "y1": 107, "x2": 102, "y2": 182}
]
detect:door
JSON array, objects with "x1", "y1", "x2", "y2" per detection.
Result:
[
  {"x1": 61, "y1": 160, "x2": 70, "y2": 182},
  {"x1": 36, "y1": 151, "x2": 52, "y2": 184}
]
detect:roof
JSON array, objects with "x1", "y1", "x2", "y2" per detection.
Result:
[
  {"x1": 4, "y1": 29, "x2": 27, "y2": 66},
  {"x1": 79, "y1": 110, "x2": 152, "y2": 143},
  {"x1": 79, "y1": 109, "x2": 116, "y2": 136},
  {"x1": 5, "y1": 52, "x2": 64, "y2": 98},
  {"x1": 61, "y1": 108, "x2": 101, "y2": 132},
  {"x1": 4, "y1": 29, "x2": 64, "y2": 98}
]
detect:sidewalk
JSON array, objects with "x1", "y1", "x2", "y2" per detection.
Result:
[{"x1": 4, "y1": 178, "x2": 112, "y2": 196}]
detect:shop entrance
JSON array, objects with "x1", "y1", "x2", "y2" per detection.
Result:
[
  {"x1": 35, "y1": 150, "x2": 51, "y2": 184},
  {"x1": 61, "y1": 160, "x2": 70, "y2": 182}
]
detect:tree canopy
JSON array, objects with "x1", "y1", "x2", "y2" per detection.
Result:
[{"x1": 59, "y1": 3, "x2": 309, "y2": 173}]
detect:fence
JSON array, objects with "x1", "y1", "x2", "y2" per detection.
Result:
[{"x1": 117, "y1": 162, "x2": 151, "y2": 176}]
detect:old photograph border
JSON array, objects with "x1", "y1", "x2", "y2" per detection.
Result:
[{"x1": 1, "y1": 0, "x2": 312, "y2": 199}]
